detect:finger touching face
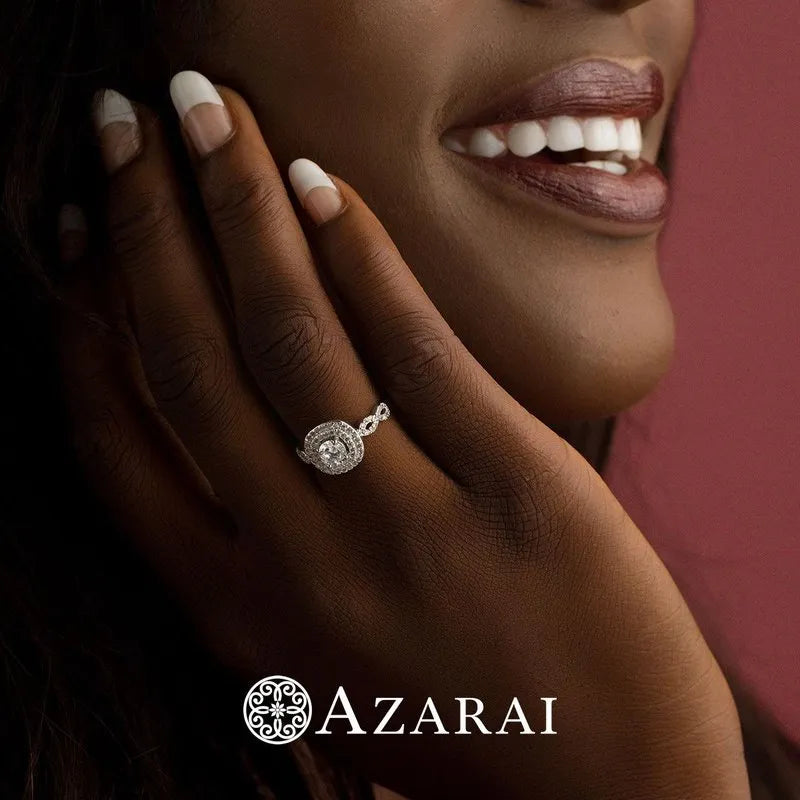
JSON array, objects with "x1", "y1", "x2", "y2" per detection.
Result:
[{"x1": 164, "y1": 0, "x2": 695, "y2": 422}]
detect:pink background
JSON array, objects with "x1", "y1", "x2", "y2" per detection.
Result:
[{"x1": 606, "y1": 2, "x2": 800, "y2": 742}]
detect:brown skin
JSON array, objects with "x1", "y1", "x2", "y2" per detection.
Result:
[
  {"x1": 58, "y1": 1, "x2": 746, "y2": 797},
  {"x1": 57, "y1": 73, "x2": 749, "y2": 800},
  {"x1": 158, "y1": 0, "x2": 696, "y2": 422}
]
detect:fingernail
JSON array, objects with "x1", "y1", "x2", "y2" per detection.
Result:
[
  {"x1": 57, "y1": 203, "x2": 88, "y2": 264},
  {"x1": 92, "y1": 89, "x2": 142, "y2": 173},
  {"x1": 288, "y1": 159, "x2": 344, "y2": 225},
  {"x1": 169, "y1": 70, "x2": 233, "y2": 156}
]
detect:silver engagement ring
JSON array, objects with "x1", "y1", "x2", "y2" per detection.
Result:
[{"x1": 296, "y1": 402, "x2": 391, "y2": 475}]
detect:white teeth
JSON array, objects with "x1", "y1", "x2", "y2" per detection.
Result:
[
  {"x1": 583, "y1": 160, "x2": 628, "y2": 175},
  {"x1": 617, "y1": 118, "x2": 642, "y2": 159},
  {"x1": 546, "y1": 116, "x2": 584, "y2": 152},
  {"x1": 446, "y1": 115, "x2": 643, "y2": 163},
  {"x1": 582, "y1": 117, "x2": 619, "y2": 152},
  {"x1": 467, "y1": 128, "x2": 507, "y2": 157},
  {"x1": 442, "y1": 134, "x2": 467, "y2": 154},
  {"x1": 507, "y1": 120, "x2": 547, "y2": 157}
]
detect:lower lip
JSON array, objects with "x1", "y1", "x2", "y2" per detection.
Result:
[{"x1": 455, "y1": 153, "x2": 669, "y2": 226}]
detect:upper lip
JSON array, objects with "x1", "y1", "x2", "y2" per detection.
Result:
[{"x1": 452, "y1": 58, "x2": 665, "y2": 129}]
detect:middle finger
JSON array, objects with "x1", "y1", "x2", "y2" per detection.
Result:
[
  {"x1": 168, "y1": 71, "x2": 440, "y2": 493},
  {"x1": 169, "y1": 72, "x2": 383, "y2": 443}
]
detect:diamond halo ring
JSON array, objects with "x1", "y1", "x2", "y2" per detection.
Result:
[{"x1": 296, "y1": 402, "x2": 391, "y2": 475}]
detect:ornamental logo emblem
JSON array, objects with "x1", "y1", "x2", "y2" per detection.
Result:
[{"x1": 243, "y1": 675, "x2": 313, "y2": 745}]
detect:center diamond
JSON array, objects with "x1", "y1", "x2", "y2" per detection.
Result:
[
  {"x1": 300, "y1": 420, "x2": 365, "y2": 475},
  {"x1": 318, "y1": 438, "x2": 348, "y2": 466}
]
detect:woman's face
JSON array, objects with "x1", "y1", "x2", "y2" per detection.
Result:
[{"x1": 180, "y1": 0, "x2": 694, "y2": 422}]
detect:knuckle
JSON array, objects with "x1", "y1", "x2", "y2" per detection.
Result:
[
  {"x1": 108, "y1": 190, "x2": 178, "y2": 264},
  {"x1": 354, "y1": 235, "x2": 400, "y2": 286},
  {"x1": 238, "y1": 297, "x2": 345, "y2": 402},
  {"x1": 472, "y1": 443, "x2": 594, "y2": 565},
  {"x1": 139, "y1": 318, "x2": 234, "y2": 428},
  {"x1": 376, "y1": 314, "x2": 459, "y2": 402},
  {"x1": 446, "y1": 419, "x2": 509, "y2": 480},
  {"x1": 72, "y1": 406, "x2": 146, "y2": 494},
  {"x1": 331, "y1": 230, "x2": 396, "y2": 284},
  {"x1": 205, "y1": 169, "x2": 286, "y2": 239}
]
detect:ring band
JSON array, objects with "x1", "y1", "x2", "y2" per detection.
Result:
[{"x1": 296, "y1": 402, "x2": 391, "y2": 475}]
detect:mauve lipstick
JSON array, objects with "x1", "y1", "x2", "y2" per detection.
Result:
[{"x1": 443, "y1": 59, "x2": 669, "y2": 227}]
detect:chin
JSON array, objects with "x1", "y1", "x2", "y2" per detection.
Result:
[
  {"x1": 510, "y1": 289, "x2": 676, "y2": 424},
  {"x1": 437, "y1": 250, "x2": 678, "y2": 425}
]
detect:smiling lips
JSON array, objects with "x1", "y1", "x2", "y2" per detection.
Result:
[{"x1": 443, "y1": 59, "x2": 669, "y2": 226}]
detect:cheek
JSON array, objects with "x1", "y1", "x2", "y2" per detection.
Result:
[
  {"x1": 200, "y1": 0, "x2": 480, "y2": 240},
  {"x1": 635, "y1": 1, "x2": 696, "y2": 89},
  {"x1": 212, "y1": 0, "x2": 461, "y2": 119},
  {"x1": 629, "y1": 0, "x2": 695, "y2": 161}
]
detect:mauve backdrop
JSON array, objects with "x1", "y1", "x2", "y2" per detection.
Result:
[{"x1": 606, "y1": 2, "x2": 800, "y2": 741}]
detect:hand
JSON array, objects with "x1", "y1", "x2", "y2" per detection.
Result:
[{"x1": 58, "y1": 73, "x2": 748, "y2": 800}]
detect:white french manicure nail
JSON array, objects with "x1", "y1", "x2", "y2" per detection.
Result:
[
  {"x1": 92, "y1": 89, "x2": 141, "y2": 173},
  {"x1": 288, "y1": 158, "x2": 344, "y2": 225},
  {"x1": 92, "y1": 88, "x2": 138, "y2": 129},
  {"x1": 169, "y1": 70, "x2": 233, "y2": 156}
]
